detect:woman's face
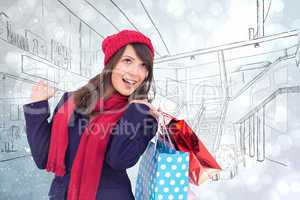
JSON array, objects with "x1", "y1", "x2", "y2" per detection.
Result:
[{"x1": 111, "y1": 44, "x2": 149, "y2": 96}]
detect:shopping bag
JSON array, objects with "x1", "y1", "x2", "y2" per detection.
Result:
[
  {"x1": 135, "y1": 116, "x2": 190, "y2": 200},
  {"x1": 159, "y1": 111, "x2": 222, "y2": 186}
]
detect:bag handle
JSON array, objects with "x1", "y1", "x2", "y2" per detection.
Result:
[
  {"x1": 152, "y1": 113, "x2": 176, "y2": 156},
  {"x1": 157, "y1": 109, "x2": 175, "y2": 124}
]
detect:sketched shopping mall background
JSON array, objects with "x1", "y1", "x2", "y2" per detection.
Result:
[{"x1": 0, "y1": 0, "x2": 300, "y2": 199}]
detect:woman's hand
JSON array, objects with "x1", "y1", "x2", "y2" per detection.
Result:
[
  {"x1": 129, "y1": 99, "x2": 160, "y2": 121},
  {"x1": 31, "y1": 80, "x2": 57, "y2": 103}
]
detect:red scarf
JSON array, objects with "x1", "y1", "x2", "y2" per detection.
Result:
[{"x1": 46, "y1": 92, "x2": 128, "y2": 200}]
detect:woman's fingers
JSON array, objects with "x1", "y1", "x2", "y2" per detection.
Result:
[
  {"x1": 148, "y1": 108, "x2": 160, "y2": 121},
  {"x1": 31, "y1": 80, "x2": 56, "y2": 102}
]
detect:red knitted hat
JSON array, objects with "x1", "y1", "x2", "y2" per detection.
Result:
[{"x1": 102, "y1": 30, "x2": 154, "y2": 66}]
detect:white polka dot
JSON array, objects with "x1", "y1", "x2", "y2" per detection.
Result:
[
  {"x1": 180, "y1": 180, "x2": 185, "y2": 185},
  {"x1": 168, "y1": 194, "x2": 174, "y2": 200},
  {"x1": 185, "y1": 171, "x2": 189, "y2": 177},
  {"x1": 170, "y1": 180, "x2": 175, "y2": 185},
  {"x1": 159, "y1": 180, "x2": 165, "y2": 185},
  {"x1": 184, "y1": 186, "x2": 188, "y2": 191},
  {"x1": 182, "y1": 164, "x2": 187, "y2": 170},
  {"x1": 179, "y1": 194, "x2": 184, "y2": 199},
  {"x1": 160, "y1": 164, "x2": 166, "y2": 170},
  {"x1": 171, "y1": 165, "x2": 177, "y2": 170},
  {"x1": 155, "y1": 187, "x2": 158, "y2": 192},
  {"x1": 166, "y1": 157, "x2": 173, "y2": 162},
  {"x1": 156, "y1": 172, "x2": 160, "y2": 177},
  {"x1": 185, "y1": 155, "x2": 189, "y2": 161},
  {"x1": 165, "y1": 172, "x2": 171, "y2": 178},
  {"x1": 174, "y1": 187, "x2": 179, "y2": 192},
  {"x1": 158, "y1": 157, "x2": 162, "y2": 161},
  {"x1": 177, "y1": 156, "x2": 182, "y2": 162},
  {"x1": 158, "y1": 194, "x2": 163, "y2": 200},
  {"x1": 164, "y1": 187, "x2": 169, "y2": 193},
  {"x1": 176, "y1": 172, "x2": 181, "y2": 177}
]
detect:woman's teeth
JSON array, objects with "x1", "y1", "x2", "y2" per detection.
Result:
[{"x1": 122, "y1": 78, "x2": 136, "y2": 85}]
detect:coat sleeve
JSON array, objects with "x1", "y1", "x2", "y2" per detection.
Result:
[
  {"x1": 23, "y1": 92, "x2": 70, "y2": 169},
  {"x1": 105, "y1": 103, "x2": 158, "y2": 170}
]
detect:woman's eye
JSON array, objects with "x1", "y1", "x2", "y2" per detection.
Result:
[{"x1": 123, "y1": 59, "x2": 132, "y2": 64}]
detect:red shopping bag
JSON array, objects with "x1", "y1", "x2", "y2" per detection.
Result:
[{"x1": 159, "y1": 111, "x2": 222, "y2": 186}]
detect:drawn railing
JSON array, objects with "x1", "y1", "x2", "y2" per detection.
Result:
[{"x1": 236, "y1": 86, "x2": 300, "y2": 163}]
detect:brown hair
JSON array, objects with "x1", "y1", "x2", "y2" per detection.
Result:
[{"x1": 71, "y1": 43, "x2": 155, "y2": 118}]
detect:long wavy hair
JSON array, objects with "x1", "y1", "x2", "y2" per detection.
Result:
[{"x1": 71, "y1": 43, "x2": 155, "y2": 118}]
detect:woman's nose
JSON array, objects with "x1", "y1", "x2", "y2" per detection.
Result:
[
  {"x1": 126, "y1": 64, "x2": 141, "y2": 78},
  {"x1": 125, "y1": 71, "x2": 139, "y2": 81}
]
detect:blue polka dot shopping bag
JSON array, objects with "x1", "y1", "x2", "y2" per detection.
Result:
[{"x1": 135, "y1": 115, "x2": 190, "y2": 200}]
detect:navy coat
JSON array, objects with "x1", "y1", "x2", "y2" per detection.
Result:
[{"x1": 23, "y1": 92, "x2": 158, "y2": 200}]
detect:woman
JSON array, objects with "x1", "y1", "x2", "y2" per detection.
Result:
[{"x1": 23, "y1": 30, "x2": 159, "y2": 200}]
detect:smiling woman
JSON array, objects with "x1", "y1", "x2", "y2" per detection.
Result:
[
  {"x1": 23, "y1": 30, "x2": 159, "y2": 200},
  {"x1": 112, "y1": 45, "x2": 150, "y2": 97}
]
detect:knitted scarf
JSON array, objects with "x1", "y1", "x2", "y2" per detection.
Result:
[{"x1": 46, "y1": 92, "x2": 128, "y2": 199}]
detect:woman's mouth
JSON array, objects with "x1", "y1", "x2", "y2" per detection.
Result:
[{"x1": 122, "y1": 77, "x2": 137, "y2": 87}]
